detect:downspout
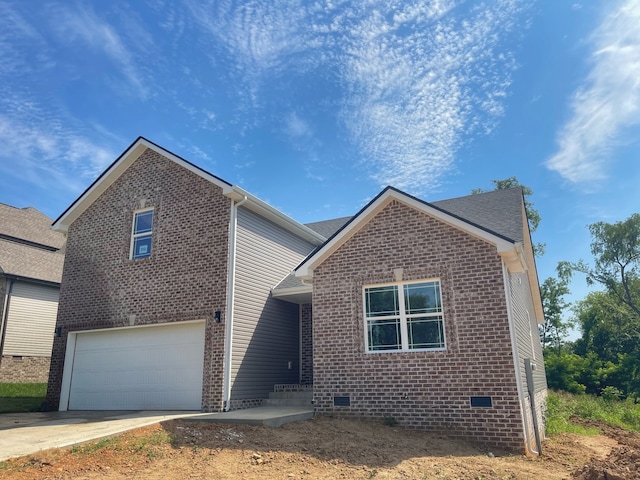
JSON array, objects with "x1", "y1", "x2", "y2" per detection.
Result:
[
  {"x1": 0, "y1": 278, "x2": 15, "y2": 368},
  {"x1": 501, "y1": 263, "x2": 539, "y2": 456},
  {"x1": 222, "y1": 195, "x2": 248, "y2": 411}
]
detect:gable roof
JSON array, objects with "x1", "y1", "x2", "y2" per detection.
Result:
[
  {"x1": 52, "y1": 137, "x2": 325, "y2": 245},
  {"x1": 281, "y1": 185, "x2": 542, "y2": 323},
  {"x1": 431, "y1": 187, "x2": 525, "y2": 243},
  {"x1": 0, "y1": 204, "x2": 66, "y2": 284},
  {"x1": 52, "y1": 137, "x2": 231, "y2": 233},
  {"x1": 295, "y1": 186, "x2": 525, "y2": 280},
  {"x1": 305, "y1": 216, "x2": 353, "y2": 238}
]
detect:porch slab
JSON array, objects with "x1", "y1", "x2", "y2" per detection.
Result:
[{"x1": 183, "y1": 406, "x2": 314, "y2": 428}]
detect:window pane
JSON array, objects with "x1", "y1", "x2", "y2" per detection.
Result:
[
  {"x1": 365, "y1": 286, "x2": 399, "y2": 317},
  {"x1": 133, "y1": 235, "x2": 152, "y2": 259},
  {"x1": 408, "y1": 316, "x2": 445, "y2": 349},
  {"x1": 134, "y1": 210, "x2": 153, "y2": 234},
  {"x1": 404, "y1": 282, "x2": 441, "y2": 314},
  {"x1": 368, "y1": 318, "x2": 401, "y2": 351}
]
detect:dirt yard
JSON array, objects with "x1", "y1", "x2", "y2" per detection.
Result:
[{"x1": 1, "y1": 416, "x2": 638, "y2": 479}]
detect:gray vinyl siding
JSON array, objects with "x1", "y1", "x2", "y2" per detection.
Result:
[
  {"x1": 230, "y1": 207, "x2": 316, "y2": 400},
  {"x1": 509, "y1": 272, "x2": 547, "y2": 392},
  {"x1": 3, "y1": 281, "x2": 59, "y2": 357}
]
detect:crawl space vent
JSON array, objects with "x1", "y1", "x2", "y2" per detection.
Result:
[
  {"x1": 470, "y1": 396, "x2": 493, "y2": 408},
  {"x1": 333, "y1": 396, "x2": 351, "y2": 407}
]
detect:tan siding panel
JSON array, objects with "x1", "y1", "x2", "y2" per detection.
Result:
[{"x1": 3, "y1": 282, "x2": 59, "y2": 357}]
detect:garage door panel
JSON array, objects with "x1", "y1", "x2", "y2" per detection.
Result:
[{"x1": 67, "y1": 322, "x2": 205, "y2": 410}]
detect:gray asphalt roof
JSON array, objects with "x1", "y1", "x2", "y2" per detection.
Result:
[
  {"x1": 273, "y1": 187, "x2": 525, "y2": 293},
  {"x1": 305, "y1": 216, "x2": 352, "y2": 238},
  {"x1": 431, "y1": 187, "x2": 525, "y2": 243},
  {"x1": 0, "y1": 204, "x2": 66, "y2": 283}
]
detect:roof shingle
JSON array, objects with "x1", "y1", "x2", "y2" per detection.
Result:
[{"x1": 0, "y1": 204, "x2": 66, "y2": 283}]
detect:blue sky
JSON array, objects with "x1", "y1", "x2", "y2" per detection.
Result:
[{"x1": 1, "y1": 0, "x2": 639, "y2": 322}]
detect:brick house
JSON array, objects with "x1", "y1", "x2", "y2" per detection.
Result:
[
  {"x1": 0, "y1": 204, "x2": 66, "y2": 382},
  {"x1": 47, "y1": 137, "x2": 546, "y2": 454}
]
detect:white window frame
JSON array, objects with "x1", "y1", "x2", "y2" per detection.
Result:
[
  {"x1": 130, "y1": 208, "x2": 154, "y2": 260},
  {"x1": 363, "y1": 278, "x2": 446, "y2": 353}
]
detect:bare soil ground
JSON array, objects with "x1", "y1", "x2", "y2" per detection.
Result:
[{"x1": 1, "y1": 416, "x2": 638, "y2": 480}]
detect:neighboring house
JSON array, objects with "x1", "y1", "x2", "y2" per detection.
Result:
[
  {"x1": 0, "y1": 204, "x2": 66, "y2": 383},
  {"x1": 47, "y1": 137, "x2": 546, "y2": 455}
]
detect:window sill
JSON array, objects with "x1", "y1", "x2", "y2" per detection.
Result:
[{"x1": 365, "y1": 347, "x2": 447, "y2": 354}]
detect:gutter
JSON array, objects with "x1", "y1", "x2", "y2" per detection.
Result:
[
  {"x1": 221, "y1": 195, "x2": 248, "y2": 412},
  {"x1": 0, "y1": 278, "x2": 15, "y2": 368}
]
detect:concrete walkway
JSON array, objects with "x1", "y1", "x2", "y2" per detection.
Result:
[
  {"x1": 0, "y1": 407, "x2": 313, "y2": 462},
  {"x1": 184, "y1": 406, "x2": 314, "y2": 428}
]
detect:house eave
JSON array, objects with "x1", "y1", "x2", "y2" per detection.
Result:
[
  {"x1": 223, "y1": 185, "x2": 326, "y2": 245},
  {"x1": 271, "y1": 284, "x2": 313, "y2": 304}
]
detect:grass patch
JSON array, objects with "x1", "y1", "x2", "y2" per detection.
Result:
[
  {"x1": 71, "y1": 437, "x2": 121, "y2": 455},
  {"x1": 0, "y1": 383, "x2": 46, "y2": 413},
  {"x1": 71, "y1": 429, "x2": 172, "y2": 460},
  {"x1": 546, "y1": 390, "x2": 640, "y2": 435}
]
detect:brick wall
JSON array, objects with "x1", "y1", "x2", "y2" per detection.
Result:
[
  {"x1": 312, "y1": 199, "x2": 526, "y2": 452},
  {"x1": 0, "y1": 356, "x2": 50, "y2": 383},
  {"x1": 47, "y1": 148, "x2": 230, "y2": 411},
  {"x1": 301, "y1": 303, "x2": 313, "y2": 385}
]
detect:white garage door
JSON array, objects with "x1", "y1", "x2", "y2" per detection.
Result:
[{"x1": 67, "y1": 321, "x2": 205, "y2": 410}]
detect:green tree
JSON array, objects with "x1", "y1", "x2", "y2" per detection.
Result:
[
  {"x1": 472, "y1": 177, "x2": 545, "y2": 255},
  {"x1": 571, "y1": 289, "x2": 640, "y2": 398},
  {"x1": 539, "y1": 262, "x2": 573, "y2": 350},
  {"x1": 573, "y1": 213, "x2": 640, "y2": 317}
]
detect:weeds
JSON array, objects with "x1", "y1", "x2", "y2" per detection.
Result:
[
  {"x1": 546, "y1": 390, "x2": 640, "y2": 435},
  {"x1": 71, "y1": 437, "x2": 120, "y2": 454},
  {"x1": 383, "y1": 416, "x2": 398, "y2": 427}
]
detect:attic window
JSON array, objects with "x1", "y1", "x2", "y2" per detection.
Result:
[{"x1": 130, "y1": 209, "x2": 153, "y2": 259}]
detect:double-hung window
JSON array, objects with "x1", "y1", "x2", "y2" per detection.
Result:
[
  {"x1": 364, "y1": 279, "x2": 445, "y2": 352},
  {"x1": 130, "y1": 209, "x2": 153, "y2": 260}
]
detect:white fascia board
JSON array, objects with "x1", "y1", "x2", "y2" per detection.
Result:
[
  {"x1": 296, "y1": 188, "x2": 519, "y2": 278},
  {"x1": 52, "y1": 138, "x2": 231, "y2": 233},
  {"x1": 222, "y1": 185, "x2": 326, "y2": 245},
  {"x1": 271, "y1": 284, "x2": 312, "y2": 297}
]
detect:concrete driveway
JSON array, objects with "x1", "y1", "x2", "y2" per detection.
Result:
[{"x1": 0, "y1": 411, "x2": 203, "y2": 462}]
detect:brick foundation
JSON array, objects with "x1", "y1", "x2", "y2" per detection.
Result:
[{"x1": 0, "y1": 356, "x2": 51, "y2": 383}]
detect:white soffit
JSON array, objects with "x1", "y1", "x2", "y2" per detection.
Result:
[{"x1": 295, "y1": 188, "x2": 517, "y2": 278}]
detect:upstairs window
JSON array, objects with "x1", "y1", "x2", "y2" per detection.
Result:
[
  {"x1": 364, "y1": 279, "x2": 445, "y2": 353},
  {"x1": 130, "y1": 209, "x2": 153, "y2": 259}
]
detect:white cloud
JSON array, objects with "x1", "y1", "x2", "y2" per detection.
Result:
[
  {"x1": 285, "y1": 112, "x2": 312, "y2": 138},
  {"x1": 0, "y1": 114, "x2": 115, "y2": 193},
  {"x1": 546, "y1": 0, "x2": 640, "y2": 183},
  {"x1": 50, "y1": 4, "x2": 149, "y2": 98},
  {"x1": 182, "y1": 1, "x2": 525, "y2": 195},
  {"x1": 340, "y1": 0, "x2": 524, "y2": 193}
]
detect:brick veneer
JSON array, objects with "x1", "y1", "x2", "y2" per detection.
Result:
[
  {"x1": 300, "y1": 303, "x2": 313, "y2": 385},
  {"x1": 46, "y1": 148, "x2": 230, "y2": 411},
  {"x1": 312, "y1": 199, "x2": 526, "y2": 452},
  {"x1": 0, "y1": 356, "x2": 50, "y2": 383}
]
